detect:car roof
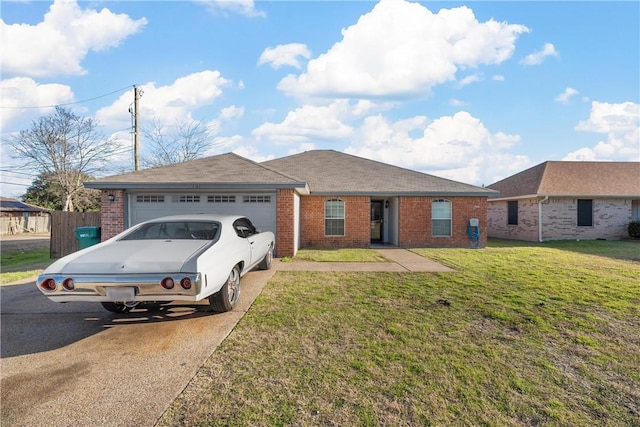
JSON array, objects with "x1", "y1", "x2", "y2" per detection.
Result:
[{"x1": 141, "y1": 214, "x2": 246, "y2": 225}]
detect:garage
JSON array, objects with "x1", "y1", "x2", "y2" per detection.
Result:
[{"x1": 128, "y1": 192, "x2": 277, "y2": 233}]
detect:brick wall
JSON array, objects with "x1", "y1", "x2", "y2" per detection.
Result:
[
  {"x1": 488, "y1": 198, "x2": 539, "y2": 241},
  {"x1": 100, "y1": 190, "x2": 125, "y2": 240},
  {"x1": 276, "y1": 189, "x2": 295, "y2": 257},
  {"x1": 398, "y1": 196, "x2": 488, "y2": 248},
  {"x1": 488, "y1": 197, "x2": 633, "y2": 241},
  {"x1": 543, "y1": 198, "x2": 631, "y2": 240},
  {"x1": 300, "y1": 196, "x2": 370, "y2": 248}
]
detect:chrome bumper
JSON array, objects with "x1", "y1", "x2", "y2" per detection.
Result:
[{"x1": 36, "y1": 273, "x2": 201, "y2": 302}]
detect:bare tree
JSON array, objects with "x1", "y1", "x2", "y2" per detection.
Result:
[
  {"x1": 7, "y1": 106, "x2": 124, "y2": 211},
  {"x1": 142, "y1": 118, "x2": 214, "y2": 167}
]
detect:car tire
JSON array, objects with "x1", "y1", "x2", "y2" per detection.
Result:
[
  {"x1": 101, "y1": 302, "x2": 133, "y2": 313},
  {"x1": 209, "y1": 266, "x2": 241, "y2": 312},
  {"x1": 258, "y1": 246, "x2": 273, "y2": 270}
]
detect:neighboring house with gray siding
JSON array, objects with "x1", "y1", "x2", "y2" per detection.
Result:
[{"x1": 487, "y1": 161, "x2": 640, "y2": 242}]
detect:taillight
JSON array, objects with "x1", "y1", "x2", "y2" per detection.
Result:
[
  {"x1": 62, "y1": 278, "x2": 75, "y2": 291},
  {"x1": 180, "y1": 277, "x2": 192, "y2": 290},
  {"x1": 40, "y1": 278, "x2": 57, "y2": 291},
  {"x1": 161, "y1": 277, "x2": 175, "y2": 290}
]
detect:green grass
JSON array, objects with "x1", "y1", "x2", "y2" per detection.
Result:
[
  {"x1": 0, "y1": 248, "x2": 51, "y2": 284},
  {"x1": 158, "y1": 241, "x2": 640, "y2": 426},
  {"x1": 294, "y1": 248, "x2": 389, "y2": 262}
]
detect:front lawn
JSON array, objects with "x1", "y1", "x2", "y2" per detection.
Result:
[
  {"x1": 159, "y1": 241, "x2": 640, "y2": 426},
  {"x1": 0, "y1": 248, "x2": 51, "y2": 284}
]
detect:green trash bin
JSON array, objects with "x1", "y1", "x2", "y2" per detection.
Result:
[{"x1": 75, "y1": 226, "x2": 101, "y2": 249}]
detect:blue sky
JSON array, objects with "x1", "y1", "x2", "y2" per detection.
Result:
[{"x1": 1, "y1": 0, "x2": 639, "y2": 199}]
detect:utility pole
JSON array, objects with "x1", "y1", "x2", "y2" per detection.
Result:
[{"x1": 133, "y1": 85, "x2": 141, "y2": 171}]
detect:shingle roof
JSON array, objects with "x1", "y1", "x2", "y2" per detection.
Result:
[
  {"x1": 86, "y1": 150, "x2": 495, "y2": 196},
  {"x1": 263, "y1": 150, "x2": 496, "y2": 196},
  {"x1": 0, "y1": 197, "x2": 49, "y2": 213},
  {"x1": 86, "y1": 152, "x2": 306, "y2": 190},
  {"x1": 487, "y1": 161, "x2": 640, "y2": 199}
]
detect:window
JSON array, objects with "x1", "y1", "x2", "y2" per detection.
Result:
[
  {"x1": 243, "y1": 195, "x2": 271, "y2": 203},
  {"x1": 177, "y1": 195, "x2": 200, "y2": 203},
  {"x1": 208, "y1": 195, "x2": 236, "y2": 203},
  {"x1": 325, "y1": 199, "x2": 345, "y2": 236},
  {"x1": 508, "y1": 201, "x2": 518, "y2": 225},
  {"x1": 233, "y1": 218, "x2": 258, "y2": 238},
  {"x1": 120, "y1": 221, "x2": 219, "y2": 241},
  {"x1": 136, "y1": 195, "x2": 164, "y2": 203},
  {"x1": 432, "y1": 199, "x2": 452, "y2": 237},
  {"x1": 577, "y1": 199, "x2": 593, "y2": 226}
]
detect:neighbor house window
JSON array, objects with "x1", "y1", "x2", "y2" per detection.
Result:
[
  {"x1": 508, "y1": 201, "x2": 518, "y2": 225},
  {"x1": 325, "y1": 199, "x2": 345, "y2": 236},
  {"x1": 577, "y1": 199, "x2": 593, "y2": 226},
  {"x1": 432, "y1": 199, "x2": 452, "y2": 236}
]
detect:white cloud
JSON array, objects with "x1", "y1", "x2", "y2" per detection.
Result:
[
  {"x1": 219, "y1": 105, "x2": 244, "y2": 120},
  {"x1": 193, "y1": 0, "x2": 265, "y2": 18},
  {"x1": 251, "y1": 100, "x2": 356, "y2": 143},
  {"x1": 0, "y1": 77, "x2": 75, "y2": 130},
  {"x1": 564, "y1": 101, "x2": 640, "y2": 161},
  {"x1": 278, "y1": 0, "x2": 528, "y2": 99},
  {"x1": 458, "y1": 74, "x2": 482, "y2": 88},
  {"x1": 521, "y1": 42, "x2": 558, "y2": 66},
  {"x1": 449, "y1": 99, "x2": 469, "y2": 107},
  {"x1": 95, "y1": 70, "x2": 231, "y2": 130},
  {"x1": 344, "y1": 111, "x2": 524, "y2": 185},
  {"x1": 258, "y1": 43, "x2": 311, "y2": 69},
  {"x1": 232, "y1": 144, "x2": 275, "y2": 162},
  {"x1": 1, "y1": 0, "x2": 147, "y2": 78},
  {"x1": 554, "y1": 87, "x2": 579, "y2": 104},
  {"x1": 492, "y1": 75, "x2": 505, "y2": 81}
]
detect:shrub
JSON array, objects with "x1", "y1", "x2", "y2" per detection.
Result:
[{"x1": 628, "y1": 221, "x2": 640, "y2": 238}]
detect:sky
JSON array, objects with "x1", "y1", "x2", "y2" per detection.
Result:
[{"x1": 1, "y1": 0, "x2": 639, "y2": 199}]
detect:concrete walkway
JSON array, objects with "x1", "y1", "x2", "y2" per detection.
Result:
[{"x1": 276, "y1": 248, "x2": 454, "y2": 272}]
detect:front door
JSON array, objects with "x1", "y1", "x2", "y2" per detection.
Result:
[{"x1": 370, "y1": 201, "x2": 383, "y2": 243}]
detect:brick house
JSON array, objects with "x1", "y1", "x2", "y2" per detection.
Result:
[
  {"x1": 86, "y1": 150, "x2": 497, "y2": 256},
  {"x1": 486, "y1": 161, "x2": 640, "y2": 242}
]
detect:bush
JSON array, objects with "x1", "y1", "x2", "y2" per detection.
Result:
[{"x1": 628, "y1": 221, "x2": 640, "y2": 238}]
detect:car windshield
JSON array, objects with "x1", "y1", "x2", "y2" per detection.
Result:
[{"x1": 120, "y1": 221, "x2": 220, "y2": 241}]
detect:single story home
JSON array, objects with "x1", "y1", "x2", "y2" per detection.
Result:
[
  {"x1": 486, "y1": 161, "x2": 640, "y2": 242},
  {"x1": 86, "y1": 150, "x2": 497, "y2": 256},
  {"x1": 0, "y1": 197, "x2": 50, "y2": 235}
]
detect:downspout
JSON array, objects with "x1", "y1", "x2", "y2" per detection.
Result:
[{"x1": 538, "y1": 196, "x2": 549, "y2": 242}]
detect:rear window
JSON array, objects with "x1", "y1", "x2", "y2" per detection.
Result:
[{"x1": 120, "y1": 221, "x2": 220, "y2": 241}]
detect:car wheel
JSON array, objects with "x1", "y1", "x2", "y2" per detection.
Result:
[
  {"x1": 258, "y1": 246, "x2": 273, "y2": 270},
  {"x1": 209, "y1": 266, "x2": 241, "y2": 312},
  {"x1": 101, "y1": 302, "x2": 134, "y2": 313}
]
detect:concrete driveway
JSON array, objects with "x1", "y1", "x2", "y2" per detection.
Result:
[{"x1": 0, "y1": 267, "x2": 277, "y2": 427}]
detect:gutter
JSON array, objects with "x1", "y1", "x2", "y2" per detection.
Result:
[{"x1": 538, "y1": 196, "x2": 549, "y2": 242}]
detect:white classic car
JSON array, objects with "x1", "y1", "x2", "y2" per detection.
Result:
[{"x1": 37, "y1": 214, "x2": 275, "y2": 313}]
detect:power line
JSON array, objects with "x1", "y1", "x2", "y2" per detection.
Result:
[
  {"x1": 0, "y1": 181, "x2": 30, "y2": 187},
  {"x1": 0, "y1": 85, "x2": 136, "y2": 110}
]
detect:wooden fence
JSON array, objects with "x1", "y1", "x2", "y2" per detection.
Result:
[{"x1": 50, "y1": 211, "x2": 101, "y2": 258}]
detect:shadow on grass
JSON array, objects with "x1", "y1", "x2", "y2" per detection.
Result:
[{"x1": 489, "y1": 237, "x2": 640, "y2": 262}]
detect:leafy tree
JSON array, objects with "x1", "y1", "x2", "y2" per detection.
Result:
[
  {"x1": 22, "y1": 172, "x2": 100, "y2": 211},
  {"x1": 7, "y1": 106, "x2": 124, "y2": 211},
  {"x1": 142, "y1": 118, "x2": 217, "y2": 167}
]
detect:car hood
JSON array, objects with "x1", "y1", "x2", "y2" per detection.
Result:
[{"x1": 58, "y1": 239, "x2": 210, "y2": 274}]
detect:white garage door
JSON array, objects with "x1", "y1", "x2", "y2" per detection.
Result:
[{"x1": 128, "y1": 192, "x2": 277, "y2": 233}]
